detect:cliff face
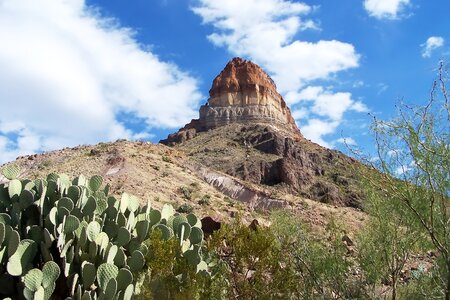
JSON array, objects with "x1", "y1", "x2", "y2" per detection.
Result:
[{"x1": 161, "y1": 58, "x2": 302, "y2": 145}]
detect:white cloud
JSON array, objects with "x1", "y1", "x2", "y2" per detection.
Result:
[
  {"x1": 421, "y1": 36, "x2": 445, "y2": 58},
  {"x1": 335, "y1": 137, "x2": 357, "y2": 146},
  {"x1": 364, "y1": 0, "x2": 410, "y2": 20},
  {"x1": 301, "y1": 119, "x2": 339, "y2": 148},
  {"x1": 285, "y1": 86, "x2": 368, "y2": 145},
  {"x1": 192, "y1": 0, "x2": 364, "y2": 147},
  {"x1": 0, "y1": 0, "x2": 201, "y2": 164}
]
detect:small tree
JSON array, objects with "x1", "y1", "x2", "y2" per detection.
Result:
[
  {"x1": 361, "y1": 61, "x2": 449, "y2": 299},
  {"x1": 357, "y1": 179, "x2": 420, "y2": 299}
]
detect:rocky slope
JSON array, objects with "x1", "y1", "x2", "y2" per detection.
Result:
[
  {"x1": 0, "y1": 140, "x2": 366, "y2": 231},
  {"x1": 162, "y1": 58, "x2": 365, "y2": 208}
]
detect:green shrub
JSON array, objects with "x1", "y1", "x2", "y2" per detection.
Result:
[
  {"x1": 179, "y1": 186, "x2": 192, "y2": 200},
  {"x1": 176, "y1": 203, "x2": 194, "y2": 214},
  {"x1": 198, "y1": 195, "x2": 211, "y2": 206}
]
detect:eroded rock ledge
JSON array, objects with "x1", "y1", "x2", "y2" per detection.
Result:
[{"x1": 161, "y1": 57, "x2": 302, "y2": 145}]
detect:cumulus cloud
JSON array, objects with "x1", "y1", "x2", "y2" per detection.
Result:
[
  {"x1": 0, "y1": 0, "x2": 201, "y2": 163},
  {"x1": 192, "y1": 0, "x2": 364, "y2": 147},
  {"x1": 364, "y1": 0, "x2": 410, "y2": 20},
  {"x1": 285, "y1": 86, "x2": 368, "y2": 144},
  {"x1": 421, "y1": 36, "x2": 445, "y2": 58}
]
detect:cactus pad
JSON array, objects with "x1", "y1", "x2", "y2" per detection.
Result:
[
  {"x1": 23, "y1": 268, "x2": 43, "y2": 292},
  {"x1": 41, "y1": 261, "x2": 60, "y2": 288},
  {"x1": 88, "y1": 175, "x2": 103, "y2": 192},
  {"x1": 96, "y1": 263, "x2": 118, "y2": 291},
  {"x1": 2, "y1": 164, "x2": 20, "y2": 180}
]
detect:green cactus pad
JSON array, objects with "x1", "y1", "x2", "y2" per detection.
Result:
[
  {"x1": 57, "y1": 207, "x2": 70, "y2": 224},
  {"x1": 2, "y1": 164, "x2": 20, "y2": 180},
  {"x1": 8, "y1": 179, "x2": 22, "y2": 198},
  {"x1": 0, "y1": 223, "x2": 5, "y2": 246},
  {"x1": 82, "y1": 196, "x2": 97, "y2": 216},
  {"x1": 7, "y1": 229, "x2": 20, "y2": 257},
  {"x1": 82, "y1": 261, "x2": 96, "y2": 289},
  {"x1": 86, "y1": 221, "x2": 101, "y2": 242},
  {"x1": 0, "y1": 213, "x2": 11, "y2": 225},
  {"x1": 135, "y1": 220, "x2": 149, "y2": 242},
  {"x1": 161, "y1": 204, "x2": 175, "y2": 221},
  {"x1": 41, "y1": 261, "x2": 60, "y2": 288},
  {"x1": 189, "y1": 227, "x2": 204, "y2": 245},
  {"x1": 43, "y1": 282, "x2": 56, "y2": 300},
  {"x1": 181, "y1": 239, "x2": 191, "y2": 253},
  {"x1": 105, "y1": 206, "x2": 119, "y2": 220},
  {"x1": 172, "y1": 215, "x2": 188, "y2": 232},
  {"x1": 114, "y1": 247, "x2": 127, "y2": 268},
  {"x1": 117, "y1": 213, "x2": 126, "y2": 228},
  {"x1": 66, "y1": 185, "x2": 81, "y2": 202},
  {"x1": 23, "y1": 287, "x2": 34, "y2": 300},
  {"x1": 64, "y1": 215, "x2": 80, "y2": 234},
  {"x1": 177, "y1": 222, "x2": 192, "y2": 241},
  {"x1": 28, "y1": 226, "x2": 44, "y2": 244},
  {"x1": 186, "y1": 213, "x2": 201, "y2": 228},
  {"x1": 103, "y1": 220, "x2": 119, "y2": 240},
  {"x1": 119, "y1": 193, "x2": 129, "y2": 214},
  {"x1": 117, "y1": 268, "x2": 133, "y2": 291},
  {"x1": 104, "y1": 278, "x2": 117, "y2": 298},
  {"x1": 97, "y1": 263, "x2": 118, "y2": 291},
  {"x1": 19, "y1": 190, "x2": 35, "y2": 210},
  {"x1": 128, "y1": 250, "x2": 145, "y2": 273},
  {"x1": 106, "y1": 245, "x2": 118, "y2": 264},
  {"x1": 95, "y1": 197, "x2": 108, "y2": 215},
  {"x1": 46, "y1": 173, "x2": 59, "y2": 182},
  {"x1": 58, "y1": 197, "x2": 75, "y2": 212},
  {"x1": 7, "y1": 239, "x2": 37, "y2": 276},
  {"x1": 153, "y1": 224, "x2": 172, "y2": 241},
  {"x1": 23, "y1": 268, "x2": 43, "y2": 292},
  {"x1": 184, "y1": 249, "x2": 201, "y2": 267},
  {"x1": 72, "y1": 174, "x2": 86, "y2": 186},
  {"x1": 127, "y1": 195, "x2": 140, "y2": 213},
  {"x1": 95, "y1": 232, "x2": 110, "y2": 257},
  {"x1": 126, "y1": 212, "x2": 135, "y2": 231},
  {"x1": 115, "y1": 227, "x2": 131, "y2": 247},
  {"x1": 34, "y1": 286, "x2": 45, "y2": 300},
  {"x1": 88, "y1": 175, "x2": 103, "y2": 192},
  {"x1": 123, "y1": 284, "x2": 134, "y2": 300}
]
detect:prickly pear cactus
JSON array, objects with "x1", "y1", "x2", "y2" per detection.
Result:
[{"x1": 0, "y1": 164, "x2": 207, "y2": 299}]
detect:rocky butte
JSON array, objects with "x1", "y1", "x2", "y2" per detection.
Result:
[
  {"x1": 162, "y1": 57, "x2": 363, "y2": 208},
  {"x1": 161, "y1": 57, "x2": 302, "y2": 145}
]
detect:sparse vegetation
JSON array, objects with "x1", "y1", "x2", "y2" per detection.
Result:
[{"x1": 198, "y1": 194, "x2": 211, "y2": 206}]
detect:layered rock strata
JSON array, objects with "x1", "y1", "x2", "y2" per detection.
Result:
[{"x1": 161, "y1": 57, "x2": 302, "y2": 145}]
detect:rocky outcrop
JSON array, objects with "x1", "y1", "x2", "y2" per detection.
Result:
[{"x1": 161, "y1": 57, "x2": 302, "y2": 145}]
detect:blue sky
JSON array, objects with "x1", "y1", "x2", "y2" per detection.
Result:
[{"x1": 0, "y1": 0, "x2": 448, "y2": 163}]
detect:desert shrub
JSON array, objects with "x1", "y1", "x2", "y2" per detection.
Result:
[
  {"x1": 205, "y1": 211, "x2": 364, "y2": 299},
  {"x1": 179, "y1": 186, "x2": 192, "y2": 200},
  {"x1": 358, "y1": 62, "x2": 450, "y2": 299},
  {"x1": 198, "y1": 195, "x2": 211, "y2": 206},
  {"x1": 176, "y1": 203, "x2": 194, "y2": 214}
]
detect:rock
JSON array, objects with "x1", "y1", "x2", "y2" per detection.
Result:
[
  {"x1": 161, "y1": 57, "x2": 302, "y2": 145},
  {"x1": 201, "y1": 216, "x2": 221, "y2": 237}
]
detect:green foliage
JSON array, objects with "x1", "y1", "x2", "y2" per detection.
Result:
[
  {"x1": 179, "y1": 186, "x2": 192, "y2": 200},
  {"x1": 176, "y1": 203, "x2": 194, "y2": 214},
  {"x1": 0, "y1": 167, "x2": 206, "y2": 299},
  {"x1": 198, "y1": 194, "x2": 211, "y2": 206},
  {"x1": 200, "y1": 212, "x2": 363, "y2": 299},
  {"x1": 360, "y1": 62, "x2": 450, "y2": 299}
]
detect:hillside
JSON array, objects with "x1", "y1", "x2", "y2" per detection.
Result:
[{"x1": 0, "y1": 139, "x2": 367, "y2": 232}]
